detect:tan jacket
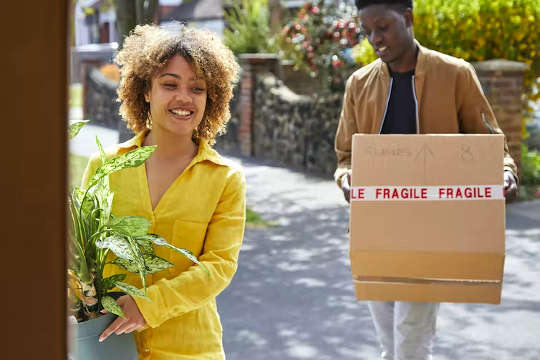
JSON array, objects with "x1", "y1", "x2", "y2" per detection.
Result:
[{"x1": 334, "y1": 41, "x2": 517, "y2": 187}]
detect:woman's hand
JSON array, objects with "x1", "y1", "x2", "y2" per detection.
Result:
[{"x1": 99, "y1": 295, "x2": 147, "y2": 342}]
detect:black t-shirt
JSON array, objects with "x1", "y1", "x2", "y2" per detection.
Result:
[{"x1": 380, "y1": 69, "x2": 416, "y2": 134}]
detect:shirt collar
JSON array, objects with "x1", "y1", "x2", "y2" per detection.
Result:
[
  {"x1": 117, "y1": 129, "x2": 148, "y2": 149},
  {"x1": 117, "y1": 130, "x2": 229, "y2": 167}
]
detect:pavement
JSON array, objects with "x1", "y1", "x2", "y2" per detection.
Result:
[{"x1": 70, "y1": 125, "x2": 540, "y2": 360}]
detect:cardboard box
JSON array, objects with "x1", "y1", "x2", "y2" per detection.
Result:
[{"x1": 350, "y1": 134, "x2": 505, "y2": 304}]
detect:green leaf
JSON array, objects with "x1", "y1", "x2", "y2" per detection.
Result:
[
  {"x1": 96, "y1": 235, "x2": 134, "y2": 260},
  {"x1": 151, "y1": 236, "x2": 210, "y2": 275},
  {"x1": 135, "y1": 236, "x2": 155, "y2": 254},
  {"x1": 111, "y1": 254, "x2": 173, "y2": 274},
  {"x1": 114, "y1": 282, "x2": 148, "y2": 299},
  {"x1": 143, "y1": 254, "x2": 173, "y2": 273},
  {"x1": 100, "y1": 191, "x2": 114, "y2": 225},
  {"x1": 72, "y1": 187, "x2": 97, "y2": 221},
  {"x1": 110, "y1": 257, "x2": 138, "y2": 272},
  {"x1": 68, "y1": 120, "x2": 89, "y2": 139},
  {"x1": 87, "y1": 145, "x2": 157, "y2": 188},
  {"x1": 101, "y1": 295, "x2": 124, "y2": 318},
  {"x1": 102, "y1": 274, "x2": 127, "y2": 291},
  {"x1": 95, "y1": 136, "x2": 107, "y2": 164},
  {"x1": 108, "y1": 216, "x2": 150, "y2": 237}
]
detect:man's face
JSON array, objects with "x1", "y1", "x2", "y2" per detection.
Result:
[{"x1": 359, "y1": 4, "x2": 414, "y2": 66}]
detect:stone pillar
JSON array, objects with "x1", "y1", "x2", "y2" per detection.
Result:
[
  {"x1": 472, "y1": 60, "x2": 530, "y2": 174},
  {"x1": 238, "y1": 54, "x2": 280, "y2": 156}
]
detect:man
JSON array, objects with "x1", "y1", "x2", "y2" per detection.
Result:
[{"x1": 334, "y1": 1, "x2": 518, "y2": 359}]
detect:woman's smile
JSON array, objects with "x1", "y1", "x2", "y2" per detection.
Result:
[
  {"x1": 169, "y1": 107, "x2": 195, "y2": 120},
  {"x1": 145, "y1": 55, "x2": 208, "y2": 137}
]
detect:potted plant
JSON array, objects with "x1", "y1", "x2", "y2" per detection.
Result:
[{"x1": 67, "y1": 121, "x2": 205, "y2": 360}]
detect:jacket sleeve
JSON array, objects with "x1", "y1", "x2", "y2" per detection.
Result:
[
  {"x1": 133, "y1": 169, "x2": 246, "y2": 328},
  {"x1": 457, "y1": 63, "x2": 518, "y2": 181},
  {"x1": 334, "y1": 76, "x2": 358, "y2": 188}
]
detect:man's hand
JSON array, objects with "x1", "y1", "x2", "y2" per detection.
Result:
[
  {"x1": 99, "y1": 295, "x2": 147, "y2": 342},
  {"x1": 504, "y1": 171, "x2": 518, "y2": 201},
  {"x1": 341, "y1": 173, "x2": 352, "y2": 203}
]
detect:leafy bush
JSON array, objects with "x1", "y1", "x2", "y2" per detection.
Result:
[
  {"x1": 224, "y1": 0, "x2": 276, "y2": 55},
  {"x1": 521, "y1": 143, "x2": 540, "y2": 185},
  {"x1": 414, "y1": 0, "x2": 540, "y2": 104},
  {"x1": 280, "y1": 1, "x2": 362, "y2": 92}
]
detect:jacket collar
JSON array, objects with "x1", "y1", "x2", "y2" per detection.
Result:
[
  {"x1": 118, "y1": 130, "x2": 229, "y2": 167},
  {"x1": 377, "y1": 39, "x2": 427, "y2": 78}
]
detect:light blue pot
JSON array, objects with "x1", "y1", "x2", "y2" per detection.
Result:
[{"x1": 70, "y1": 313, "x2": 139, "y2": 360}]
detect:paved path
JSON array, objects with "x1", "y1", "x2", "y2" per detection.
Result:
[
  {"x1": 218, "y1": 156, "x2": 540, "y2": 360},
  {"x1": 70, "y1": 125, "x2": 540, "y2": 359}
]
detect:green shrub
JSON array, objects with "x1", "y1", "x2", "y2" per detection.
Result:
[
  {"x1": 414, "y1": 0, "x2": 540, "y2": 104},
  {"x1": 224, "y1": 0, "x2": 276, "y2": 55},
  {"x1": 521, "y1": 143, "x2": 540, "y2": 185}
]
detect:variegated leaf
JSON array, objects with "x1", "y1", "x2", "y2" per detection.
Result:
[
  {"x1": 142, "y1": 254, "x2": 173, "y2": 273},
  {"x1": 96, "y1": 236, "x2": 134, "y2": 260},
  {"x1": 135, "y1": 236, "x2": 154, "y2": 254},
  {"x1": 151, "y1": 236, "x2": 209, "y2": 275},
  {"x1": 72, "y1": 187, "x2": 97, "y2": 221},
  {"x1": 102, "y1": 274, "x2": 127, "y2": 291},
  {"x1": 110, "y1": 257, "x2": 139, "y2": 273},
  {"x1": 114, "y1": 282, "x2": 148, "y2": 299},
  {"x1": 108, "y1": 216, "x2": 150, "y2": 237},
  {"x1": 101, "y1": 295, "x2": 124, "y2": 318},
  {"x1": 88, "y1": 145, "x2": 157, "y2": 188},
  {"x1": 152, "y1": 236, "x2": 199, "y2": 264},
  {"x1": 111, "y1": 254, "x2": 172, "y2": 274},
  {"x1": 95, "y1": 136, "x2": 107, "y2": 164},
  {"x1": 68, "y1": 120, "x2": 88, "y2": 140}
]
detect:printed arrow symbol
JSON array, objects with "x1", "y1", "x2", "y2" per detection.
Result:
[{"x1": 414, "y1": 143, "x2": 435, "y2": 180}]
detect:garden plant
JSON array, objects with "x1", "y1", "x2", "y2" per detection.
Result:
[
  {"x1": 224, "y1": 0, "x2": 276, "y2": 55},
  {"x1": 280, "y1": 0, "x2": 363, "y2": 92},
  {"x1": 67, "y1": 120, "x2": 205, "y2": 323}
]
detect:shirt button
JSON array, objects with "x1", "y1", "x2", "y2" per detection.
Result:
[{"x1": 144, "y1": 348, "x2": 150, "y2": 353}]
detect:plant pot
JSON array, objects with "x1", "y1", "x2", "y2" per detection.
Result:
[{"x1": 69, "y1": 312, "x2": 138, "y2": 360}]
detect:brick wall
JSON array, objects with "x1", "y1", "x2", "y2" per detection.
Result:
[
  {"x1": 237, "y1": 54, "x2": 280, "y2": 156},
  {"x1": 473, "y1": 60, "x2": 530, "y2": 174}
]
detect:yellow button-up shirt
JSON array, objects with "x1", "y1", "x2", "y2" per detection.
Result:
[{"x1": 82, "y1": 131, "x2": 246, "y2": 359}]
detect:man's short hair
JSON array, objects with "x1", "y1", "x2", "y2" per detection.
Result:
[{"x1": 355, "y1": 0, "x2": 413, "y2": 10}]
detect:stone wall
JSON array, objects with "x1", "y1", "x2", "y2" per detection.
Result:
[
  {"x1": 252, "y1": 72, "x2": 342, "y2": 176},
  {"x1": 214, "y1": 85, "x2": 241, "y2": 154},
  {"x1": 84, "y1": 66, "x2": 121, "y2": 129}
]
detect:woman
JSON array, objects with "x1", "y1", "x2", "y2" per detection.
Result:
[{"x1": 82, "y1": 24, "x2": 245, "y2": 359}]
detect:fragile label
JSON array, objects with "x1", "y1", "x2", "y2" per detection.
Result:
[{"x1": 350, "y1": 185, "x2": 504, "y2": 201}]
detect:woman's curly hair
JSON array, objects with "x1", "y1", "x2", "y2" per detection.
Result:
[{"x1": 116, "y1": 24, "x2": 240, "y2": 144}]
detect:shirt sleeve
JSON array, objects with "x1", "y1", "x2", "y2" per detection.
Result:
[
  {"x1": 133, "y1": 168, "x2": 247, "y2": 328},
  {"x1": 334, "y1": 76, "x2": 358, "y2": 188},
  {"x1": 457, "y1": 63, "x2": 518, "y2": 181}
]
